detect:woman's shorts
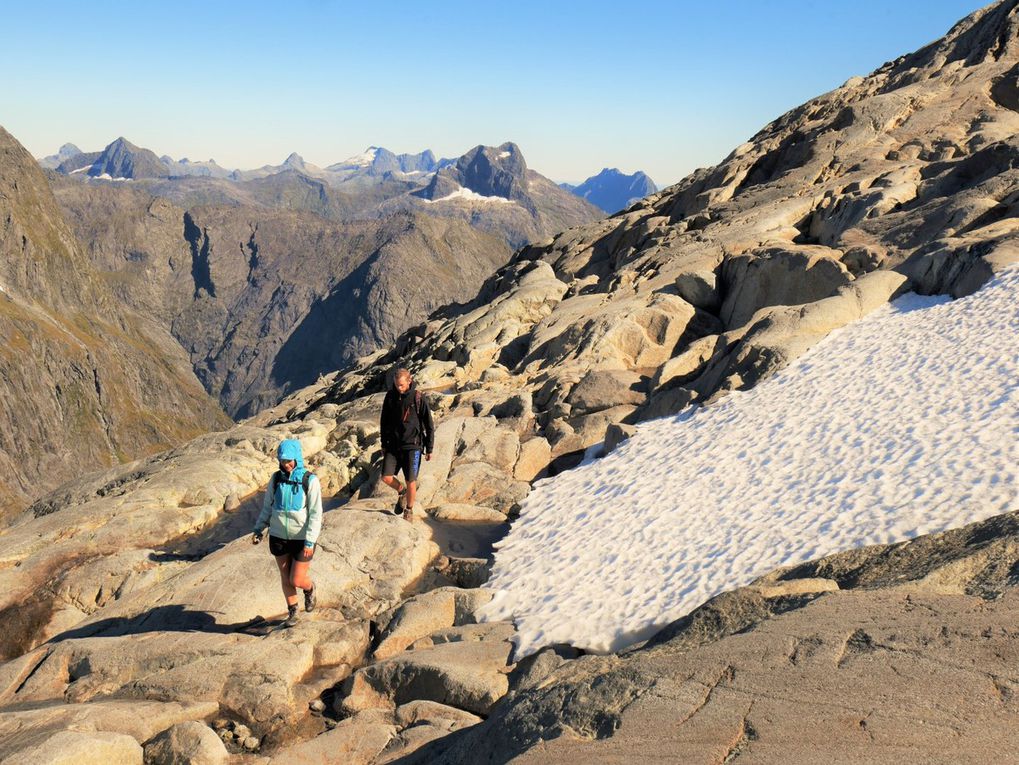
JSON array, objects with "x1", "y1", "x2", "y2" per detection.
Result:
[
  {"x1": 269, "y1": 535, "x2": 313, "y2": 561},
  {"x1": 382, "y1": 450, "x2": 422, "y2": 482}
]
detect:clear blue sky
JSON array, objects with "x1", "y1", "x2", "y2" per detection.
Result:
[{"x1": 1, "y1": 1, "x2": 987, "y2": 186}]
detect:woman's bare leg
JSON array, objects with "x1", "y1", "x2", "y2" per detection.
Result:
[
  {"x1": 290, "y1": 559, "x2": 314, "y2": 592},
  {"x1": 275, "y1": 554, "x2": 298, "y2": 607}
]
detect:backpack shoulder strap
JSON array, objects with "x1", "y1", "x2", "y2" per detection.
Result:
[{"x1": 302, "y1": 472, "x2": 313, "y2": 493}]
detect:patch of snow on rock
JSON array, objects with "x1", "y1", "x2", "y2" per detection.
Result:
[
  {"x1": 339, "y1": 147, "x2": 379, "y2": 167},
  {"x1": 427, "y1": 186, "x2": 515, "y2": 204},
  {"x1": 481, "y1": 266, "x2": 1019, "y2": 657}
]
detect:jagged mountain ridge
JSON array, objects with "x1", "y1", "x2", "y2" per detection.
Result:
[
  {"x1": 51, "y1": 139, "x2": 601, "y2": 417},
  {"x1": 54, "y1": 176, "x2": 513, "y2": 418},
  {"x1": 50, "y1": 138, "x2": 603, "y2": 249}
]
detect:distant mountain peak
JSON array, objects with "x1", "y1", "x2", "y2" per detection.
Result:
[
  {"x1": 326, "y1": 146, "x2": 441, "y2": 177},
  {"x1": 414, "y1": 141, "x2": 545, "y2": 211},
  {"x1": 568, "y1": 167, "x2": 657, "y2": 214},
  {"x1": 338, "y1": 147, "x2": 380, "y2": 168},
  {"x1": 87, "y1": 136, "x2": 169, "y2": 180},
  {"x1": 38, "y1": 143, "x2": 84, "y2": 170}
]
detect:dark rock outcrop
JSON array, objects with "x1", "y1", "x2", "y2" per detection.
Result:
[
  {"x1": 417, "y1": 143, "x2": 531, "y2": 205},
  {"x1": 87, "y1": 137, "x2": 169, "y2": 179}
]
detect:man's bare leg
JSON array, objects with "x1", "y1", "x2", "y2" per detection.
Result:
[{"x1": 405, "y1": 480, "x2": 417, "y2": 519}]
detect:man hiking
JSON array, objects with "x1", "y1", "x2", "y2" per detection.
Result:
[
  {"x1": 252, "y1": 438, "x2": 322, "y2": 627},
  {"x1": 380, "y1": 368, "x2": 434, "y2": 521}
]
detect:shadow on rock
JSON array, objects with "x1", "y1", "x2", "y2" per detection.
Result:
[{"x1": 48, "y1": 604, "x2": 265, "y2": 642}]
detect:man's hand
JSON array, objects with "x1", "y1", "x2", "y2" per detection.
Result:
[
  {"x1": 425, "y1": 452, "x2": 432, "y2": 462},
  {"x1": 251, "y1": 531, "x2": 263, "y2": 545}
]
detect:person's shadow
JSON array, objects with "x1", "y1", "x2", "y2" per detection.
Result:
[{"x1": 48, "y1": 604, "x2": 274, "y2": 642}]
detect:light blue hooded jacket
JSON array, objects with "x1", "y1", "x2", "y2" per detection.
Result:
[{"x1": 253, "y1": 439, "x2": 323, "y2": 545}]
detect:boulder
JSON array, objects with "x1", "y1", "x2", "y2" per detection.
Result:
[
  {"x1": 654, "y1": 334, "x2": 722, "y2": 389},
  {"x1": 565, "y1": 368, "x2": 645, "y2": 416},
  {"x1": 524, "y1": 292, "x2": 698, "y2": 371},
  {"x1": 376, "y1": 702, "x2": 483, "y2": 763},
  {"x1": 428, "y1": 503, "x2": 507, "y2": 523},
  {"x1": 374, "y1": 588, "x2": 495, "y2": 662},
  {"x1": 338, "y1": 622, "x2": 516, "y2": 717},
  {"x1": 374, "y1": 590, "x2": 457, "y2": 661},
  {"x1": 143, "y1": 721, "x2": 228, "y2": 765},
  {"x1": 513, "y1": 437, "x2": 552, "y2": 481},
  {"x1": 454, "y1": 426, "x2": 520, "y2": 474},
  {"x1": 269, "y1": 709, "x2": 396, "y2": 765},
  {"x1": 603, "y1": 423, "x2": 637, "y2": 456},
  {"x1": 435, "y1": 462, "x2": 530, "y2": 512},
  {"x1": 394, "y1": 699, "x2": 482, "y2": 731},
  {"x1": 720, "y1": 246, "x2": 855, "y2": 329},
  {"x1": 3, "y1": 731, "x2": 143, "y2": 765},
  {"x1": 0, "y1": 700, "x2": 219, "y2": 762},
  {"x1": 566, "y1": 405, "x2": 639, "y2": 451},
  {"x1": 674, "y1": 269, "x2": 720, "y2": 310}
]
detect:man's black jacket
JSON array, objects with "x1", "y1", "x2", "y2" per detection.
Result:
[{"x1": 380, "y1": 384, "x2": 435, "y2": 454}]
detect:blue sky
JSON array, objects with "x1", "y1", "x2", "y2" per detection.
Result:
[{"x1": 1, "y1": 1, "x2": 987, "y2": 186}]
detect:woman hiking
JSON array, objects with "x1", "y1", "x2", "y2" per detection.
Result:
[
  {"x1": 380, "y1": 368, "x2": 434, "y2": 521},
  {"x1": 252, "y1": 438, "x2": 322, "y2": 627}
]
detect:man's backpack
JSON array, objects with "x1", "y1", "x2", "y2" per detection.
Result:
[{"x1": 402, "y1": 389, "x2": 425, "y2": 423}]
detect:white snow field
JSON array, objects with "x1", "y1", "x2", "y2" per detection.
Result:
[
  {"x1": 427, "y1": 186, "x2": 515, "y2": 204},
  {"x1": 481, "y1": 266, "x2": 1019, "y2": 657}
]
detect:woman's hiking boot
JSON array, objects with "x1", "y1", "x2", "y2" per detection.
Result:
[
  {"x1": 304, "y1": 586, "x2": 316, "y2": 613},
  {"x1": 283, "y1": 604, "x2": 299, "y2": 628}
]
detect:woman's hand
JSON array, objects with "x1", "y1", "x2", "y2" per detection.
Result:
[{"x1": 251, "y1": 532, "x2": 263, "y2": 545}]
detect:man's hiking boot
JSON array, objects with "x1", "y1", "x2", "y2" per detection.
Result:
[
  {"x1": 404, "y1": 506, "x2": 416, "y2": 521},
  {"x1": 304, "y1": 586, "x2": 316, "y2": 613},
  {"x1": 394, "y1": 489, "x2": 406, "y2": 516},
  {"x1": 283, "y1": 604, "x2": 299, "y2": 628}
]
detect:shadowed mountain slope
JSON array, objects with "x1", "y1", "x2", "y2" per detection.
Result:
[{"x1": 0, "y1": 127, "x2": 229, "y2": 519}]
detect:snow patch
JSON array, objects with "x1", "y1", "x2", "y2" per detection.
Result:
[
  {"x1": 70, "y1": 166, "x2": 90, "y2": 174},
  {"x1": 481, "y1": 266, "x2": 1019, "y2": 657},
  {"x1": 91, "y1": 173, "x2": 131, "y2": 182},
  {"x1": 339, "y1": 147, "x2": 379, "y2": 167},
  {"x1": 497, "y1": 151, "x2": 511, "y2": 159},
  {"x1": 426, "y1": 186, "x2": 515, "y2": 204}
]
